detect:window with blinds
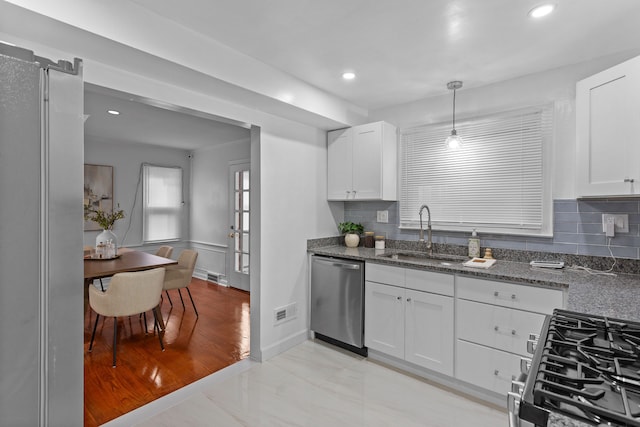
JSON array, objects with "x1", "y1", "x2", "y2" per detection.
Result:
[
  {"x1": 400, "y1": 105, "x2": 553, "y2": 236},
  {"x1": 143, "y1": 164, "x2": 183, "y2": 242}
]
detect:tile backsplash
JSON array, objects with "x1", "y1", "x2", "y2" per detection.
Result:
[{"x1": 343, "y1": 199, "x2": 640, "y2": 260}]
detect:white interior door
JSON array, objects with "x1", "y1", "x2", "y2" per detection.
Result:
[{"x1": 227, "y1": 161, "x2": 250, "y2": 291}]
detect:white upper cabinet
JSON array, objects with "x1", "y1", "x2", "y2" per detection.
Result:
[
  {"x1": 576, "y1": 55, "x2": 640, "y2": 197},
  {"x1": 327, "y1": 121, "x2": 397, "y2": 201}
]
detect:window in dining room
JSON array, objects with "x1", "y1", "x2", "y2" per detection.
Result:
[{"x1": 143, "y1": 164, "x2": 183, "y2": 242}]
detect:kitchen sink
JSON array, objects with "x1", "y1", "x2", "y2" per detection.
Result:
[{"x1": 377, "y1": 251, "x2": 466, "y2": 264}]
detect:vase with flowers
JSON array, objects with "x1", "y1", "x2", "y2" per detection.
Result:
[{"x1": 84, "y1": 204, "x2": 125, "y2": 256}]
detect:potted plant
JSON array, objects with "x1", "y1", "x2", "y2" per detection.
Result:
[
  {"x1": 84, "y1": 204, "x2": 125, "y2": 252},
  {"x1": 338, "y1": 221, "x2": 364, "y2": 248}
]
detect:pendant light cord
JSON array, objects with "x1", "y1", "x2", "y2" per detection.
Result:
[{"x1": 452, "y1": 88, "x2": 457, "y2": 131}]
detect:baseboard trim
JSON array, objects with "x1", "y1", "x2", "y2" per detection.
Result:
[{"x1": 260, "y1": 329, "x2": 308, "y2": 361}]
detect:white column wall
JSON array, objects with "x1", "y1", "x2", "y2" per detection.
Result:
[{"x1": 258, "y1": 127, "x2": 336, "y2": 358}]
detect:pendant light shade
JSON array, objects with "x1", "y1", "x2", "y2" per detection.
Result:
[{"x1": 445, "y1": 81, "x2": 463, "y2": 151}]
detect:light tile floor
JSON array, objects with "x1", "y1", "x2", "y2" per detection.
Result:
[{"x1": 106, "y1": 340, "x2": 507, "y2": 426}]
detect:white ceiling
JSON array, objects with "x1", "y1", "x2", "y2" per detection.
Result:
[
  {"x1": 85, "y1": 0, "x2": 640, "y2": 149},
  {"x1": 84, "y1": 86, "x2": 251, "y2": 151},
  {"x1": 131, "y1": 0, "x2": 640, "y2": 109}
]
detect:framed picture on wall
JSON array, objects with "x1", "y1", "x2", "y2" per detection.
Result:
[{"x1": 84, "y1": 164, "x2": 114, "y2": 231}]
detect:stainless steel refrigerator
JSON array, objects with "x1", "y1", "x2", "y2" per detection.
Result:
[{"x1": 0, "y1": 43, "x2": 84, "y2": 426}]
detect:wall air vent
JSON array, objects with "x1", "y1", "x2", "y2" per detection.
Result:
[{"x1": 273, "y1": 302, "x2": 297, "y2": 325}]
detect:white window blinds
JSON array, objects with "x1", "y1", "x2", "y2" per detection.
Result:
[
  {"x1": 400, "y1": 105, "x2": 553, "y2": 235},
  {"x1": 143, "y1": 165, "x2": 183, "y2": 242}
]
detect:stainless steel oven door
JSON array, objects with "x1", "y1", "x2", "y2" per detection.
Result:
[{"x1": 508, "y1": 335, "x2": 540, "y2": 427}]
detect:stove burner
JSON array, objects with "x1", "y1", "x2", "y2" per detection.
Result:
[{"x1": 522, "y1": 310, "x2": 640, "y2": 427}]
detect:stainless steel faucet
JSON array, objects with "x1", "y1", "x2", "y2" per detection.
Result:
[{"x1": 418, "y1": 204, "x2": 433, "y2": 255}]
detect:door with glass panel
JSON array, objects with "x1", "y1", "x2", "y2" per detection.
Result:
[{"x1": 227, "y1": 162, "x2": 250, "y2": 291}]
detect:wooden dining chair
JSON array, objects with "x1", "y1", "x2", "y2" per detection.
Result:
[
  {"x1": 162, "y1": 249, "x2": 199, "y2": 316},
  {"x1": 88, "y1": 267, "x2": 166, "y2": 367}
]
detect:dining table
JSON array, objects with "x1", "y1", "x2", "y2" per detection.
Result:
[{"x1": 84, "y1": 248, "x2": 178, "y2": 329}]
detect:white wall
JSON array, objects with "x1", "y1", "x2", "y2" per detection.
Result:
[
  {"x1": 84, "y1": 137, "x2": 192, "y2": 251},
  {"x1": 258, "y1": 126, "x2": 336, "y2": 359},
  {"x1": 190, "y1": 138, "x2": 251, "y2": 280},
  {"x1": 369, "y1": 50, "x2": 640, "y2": 200},
  {"x1": 3, "y1": 3, "x2": 339, "y2": 362}
]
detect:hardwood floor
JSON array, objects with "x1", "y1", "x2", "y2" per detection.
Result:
[{"x1": 84, "y1": 278, "x2": 250, "y2": 426}]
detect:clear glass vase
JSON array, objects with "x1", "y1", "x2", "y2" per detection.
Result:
[{"x1": 95, "y1": 229, "x2": 118, "y2": 257}]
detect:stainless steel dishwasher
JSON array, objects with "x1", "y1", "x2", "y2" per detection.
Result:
[{"x1": 310, "y1": 255, "x2": 367, "y2": 356}]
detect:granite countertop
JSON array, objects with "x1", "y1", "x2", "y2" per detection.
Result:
[{"x1": 308, "y1": 245, "x2": 640, "y2": 323}]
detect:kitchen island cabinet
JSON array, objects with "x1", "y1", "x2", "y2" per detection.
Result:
[
  {"x1": 327, "y1": 121, "x2": 397, "y2": 201},
  {"x1": 576, "y1": 54, "x2": 640, "y2": 197}
]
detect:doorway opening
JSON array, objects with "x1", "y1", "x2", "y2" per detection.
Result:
[{"x1": 83, "y1": 84, "x2": 259, "y2": 425}]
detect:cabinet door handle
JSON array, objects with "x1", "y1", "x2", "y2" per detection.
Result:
[
  {"x1": 494, "y1": 325, "x2": 499, "y2": 332},
  {"x1": 624, "y1": 177, "x2": 635, "y2": 183},
  {"x1": 511, "y1": 294, "x2": 516, "y2": 300},
  {"x1": 494, "y1": 369, "x2": 500, "y2": 376},
  {"x1": 512, "y1": 329, "x2": 517, "y2": 335},
  {"x1": 406, "y1": 297, "x2": 412, "y2": 302},
  {"x1": 396, "y1": 296, "x2": 402, "y2": 300},
  {"x1": 494, "y1": 291, "x2": 499, "y2": 297}
]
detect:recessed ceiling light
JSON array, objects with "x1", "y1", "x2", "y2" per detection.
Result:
[
  {"x1": 107, "y1": 109, "x2": 120, "y2": 115},
  {"x1": 528, "y1": 3, "x2": 555, "y2": 18},
  {"x1": 342, "y1": 72, "x2": 356, "y2": 80}
]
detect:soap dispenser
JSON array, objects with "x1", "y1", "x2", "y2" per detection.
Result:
[{"x1": 468, "y1": 229, "x2": 480, "y2": 258}]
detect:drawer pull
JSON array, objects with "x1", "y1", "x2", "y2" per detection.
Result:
[
  {"x1": 624, "y1": 177, "x2": 635, "y2": 183},
  {"x1": 494, "y1": 325, "x2": 499, "y2": 332},
  {"x1": 511, "y1": 380, "x2": 525, "y2": 393},
  {"x1": 493, "y1": 291, "x2": 517, "y2": 300},
  {"x1": 396, "y1": 296, "x2": 402, "y2": 300},
  {"x1": 406, "y1": 297, "x2": 412, "y2": 302},
  {"x1": 512, "y1": 329, "x2": 516, "y2": 335},
  {"x1": 494, "y1": 369, "x2": 499, "y2": 376}
]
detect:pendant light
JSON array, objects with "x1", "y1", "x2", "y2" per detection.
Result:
[{"x1": 444, "y1": 80, "x2": 463, "y2": 151}]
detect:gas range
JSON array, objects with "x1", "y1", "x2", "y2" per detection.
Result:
[{"x1": 511, "y1": 309, "x2": 640, "y2": 427}]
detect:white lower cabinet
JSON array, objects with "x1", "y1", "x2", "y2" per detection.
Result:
[
  {"x1": 404, "y1": 288, "x2": 454, "y2": 374},
  {"x1": 364, "y1": 263, "x2": 566, "y2": 401},
  {"x1": 365, "y1": 281, "x2": 405, "y2": 359},
  {"x1": 457, "y1": 299, "x2": 546, "y2": 357},
  {"x1": 456, "y1": 340, "x2": 522, "y2": 395},
  {"x1": 455, "y1": 277, "x2": 565, "y2": 397},
  {"x1": 365, "y1": 264, "x2": 454, "y2": 376}
]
